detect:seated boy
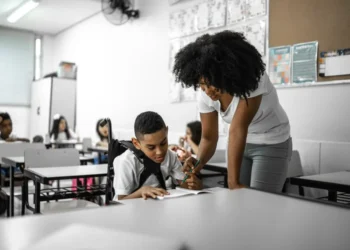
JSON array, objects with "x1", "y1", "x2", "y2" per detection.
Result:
[
  {"x1": 0, "y1": 113, "x2": 30, "y2": 143},
  {"x1": 113, "y1": 111, "x2": 202, "y2": 200}
]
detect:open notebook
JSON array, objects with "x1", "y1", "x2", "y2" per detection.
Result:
[{"x1": 156, "y1": 187, "x2": 215, "y2": 200}]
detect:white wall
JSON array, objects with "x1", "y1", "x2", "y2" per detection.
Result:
[
  {"x1": 42, "y1": 35, "x2": 54, "y2": 76},
  {"x1": 277, "y1": 83, "x2": 350, "y2": 142},
  {"x1": 52, "y1": 0, "x2": 198, "y2": 143}
]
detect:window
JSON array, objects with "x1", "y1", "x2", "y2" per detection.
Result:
[
  {"x1": 0, "y1": 27, "x2": 35, "y2": 106},
  {"x1": 34, "y1": 36, "x2": 42, "y2": 80}
]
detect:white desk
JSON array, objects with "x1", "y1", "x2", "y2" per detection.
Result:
[
  {"x1": 24, "y1": 164, "x2": 107, "y2": 214},
  {"x1": 291, "y1": 171, "x2": 350, "y2": 202},
  {"x1": 2, "y1": 156, "x2": 95, "y2": 167},
  {"x1": 26, "y1": 164, "x2": 108, "y2": 181},
  {"x1": 1, "y1": 188, "x2": 350, "y2": 250}
]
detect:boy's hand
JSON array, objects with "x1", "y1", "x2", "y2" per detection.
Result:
[
  {"x1": 140, "y1": 186, "x2": 169, "y2": 200},
  {"x1": 6, "y1": 138, "x2": 16, "y2": 142},
  {"x1": 182, "y1": 173, "x2": 202, "y2": 190}
]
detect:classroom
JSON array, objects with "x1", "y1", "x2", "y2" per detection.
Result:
[{"x1": 0, "y1": 0, "x2": 350, "y2": 249}]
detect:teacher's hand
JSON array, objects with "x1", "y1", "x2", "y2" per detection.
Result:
[
  {"x1": 182, "y1": 156, "x2": 199, "y2": 174},
  {"x1": 228, "y1": 179, "x2": 246, "y2": 190}
]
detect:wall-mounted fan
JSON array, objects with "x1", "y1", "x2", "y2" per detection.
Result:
[{"x1": 101, "y1": 0, "x2": 139, "y2": 25}]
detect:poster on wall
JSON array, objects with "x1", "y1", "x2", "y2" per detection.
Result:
[
  {"x1": 194, "y1": 2, "x2": 209, "y2": 32},
  {"x1": 292, "y1": 41, "x2": 318, "y2": 83},
  {"x1": 229, "y1": 24, "x2": 245, "y2": 34},
  {"x1": 208, "y1": 0, "x2": 227, "y2": 28},
  {"x1": 245, "y1": 20, "x2": 266, "y2": 56},
  {"x1": 245, "y1": 0, "x2": 266, "y2": 19},
  {"x1": 269, "y1": 46, "x2": 292, "y2": 85},
  {"x1": 182, "y1": 7, "x2": 196, "y2": 36},
  {"x1": 227, "y1": 0, "x2": 245, "y2": 25}
]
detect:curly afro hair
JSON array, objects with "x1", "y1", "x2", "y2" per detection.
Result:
[{"x1": 173, "y1": 30, "x2": 265, "y2": 100}]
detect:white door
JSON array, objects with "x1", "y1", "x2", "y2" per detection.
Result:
[{"x1": 29, "y1": 78, "x2": 52, "y2": 139}]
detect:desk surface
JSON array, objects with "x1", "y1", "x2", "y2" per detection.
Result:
[
  {"x1": 24, "y1": 164, "x2": 107, "y2": 181},
  {"x1": 298, "y1": 171, "x2": 350, "y2": 185},
  {"x1": 2, "y1": 155, "x2": 95, "y2": 166},
  {"x1": 1, "y1": 188, "x2": 349, "y2": 250},
  {"x1": 291, "y1": 171, "x2": 350, "y2": 192},
  {"x1": 87, "y1": 146, "x2": 108, "y2": 153},
  {"x1": 206, "y1": 162, "x2": 226, "y2": 168},
  {"x1": 1, "y1": 156, "x2": 24, "y2": 166}
]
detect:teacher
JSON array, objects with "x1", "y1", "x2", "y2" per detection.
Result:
[{"x1": 173, "y1": 31, "x2": 292, "y2": 192}]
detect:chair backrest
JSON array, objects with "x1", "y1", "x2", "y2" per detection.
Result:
[
  {"x1": 287, "y1": 150, "x2": 303, "y2": 178},
  {"x1": 207, "y1": 149, "x2": 226, "y2": 164},
  {"x1": 0, "y1": 143, "x2": 46, "y2": 165},
  {"x1": 82, "y1": 138, "x2": 92, "y2": 152},
  {"x1": 24, "y1": 148, "x2": 80, "y2": 169}
]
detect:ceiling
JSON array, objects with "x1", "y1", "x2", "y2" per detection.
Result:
[{"x1": 0, "y1": 0, "x2": 101, "y2": 35}]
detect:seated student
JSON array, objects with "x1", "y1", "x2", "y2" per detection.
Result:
[
  {"x1": 113, "y1": 111, "x2": 202, "y2": 200},
  {"x1": 0, "y1": 112, "x2": 29, "y2": 143},
  {"x1": 169, "y1": 121, "x2": 202, "y2": 161},
  {"x1": 50, "y1": 114, "x2": 77, "y2": 142},
  {"x1": 96, "y1": 119, "x2": 109, "y2": 147},
  {"x1": 180, "y1": 121, "x2": 202, "y2": 155}
]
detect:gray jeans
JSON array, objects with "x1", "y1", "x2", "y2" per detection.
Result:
[{"x1": 239, "y1": 137, "x2": 292, "y2": 193}]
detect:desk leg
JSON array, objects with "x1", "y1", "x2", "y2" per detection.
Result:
[
  {"x1": 298, "y1": 186, "x2": 305, "y2": 196},
  {"x1": 34, "y1": 181, "x2": 41, "y2": 214},
  {"x1": 224, "y1": 174, "x2": 228, "y2": 188},
  {"x1": 10, "y1": 166, "x2": 14, "y2": 217},
  {"x1": 98, "y1": 153, "x2": 103, "y2": 164},
  {"x1": 328, "y1": 190, "x2": 337, "y2": 202},
  {"x1": 21, "y1": 177, "x2": 27, "y2": 215}
]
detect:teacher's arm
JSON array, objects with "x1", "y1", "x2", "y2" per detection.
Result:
[
  {"x1": 227, "y1": 95, "x2": 262, "y2": 190},
  {"x1": 183, "y1": 110, "x2": 219, "y2": 173}
]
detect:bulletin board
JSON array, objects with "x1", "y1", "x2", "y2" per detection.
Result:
[{"x1": 269, "y1": 0, "x2": 350, "y2": 82}]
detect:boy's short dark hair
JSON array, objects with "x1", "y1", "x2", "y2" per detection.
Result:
[
  {"x1": 0, "y1": 112, "x2": 11, "y2": 121},
  {"x1": 134, "y1": 111, "x2": 166, "y2": 139}
]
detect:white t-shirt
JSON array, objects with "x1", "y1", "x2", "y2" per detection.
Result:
[
  {"x1": 0, "y1": 133, "x2": 17, "y2": 143},
  {"x1": 198, "y1": 72, "x2": 290, "y2": 145},
  {"x1": 50, "y1": 128, "x2": 77, "y2": 142},
  {"x1": 113, "y1": 149, "x2": 185, "y2": 200}
]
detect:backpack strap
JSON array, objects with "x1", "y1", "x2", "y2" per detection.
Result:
[{"x1": 119, "y1": 141, "x2": 167, "y2": 192}]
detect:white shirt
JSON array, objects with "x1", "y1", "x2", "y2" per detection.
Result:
[
  {"x1": 50, "y1": 128, "x2": 77, "y2": 142},
  {"x1": 0, "y1": 133, "x2": 17, "y2": 143},
  {"x1": 113, "y1": 149, "x2": 185, "y2": 200},
  {"x1": 198, "y1": 73, "x2": 290, "y2": 145}
]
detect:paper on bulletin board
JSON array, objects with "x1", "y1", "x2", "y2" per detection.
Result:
[
  {"x1": 169, "y1": 39, "x2": 182, "y2": 70},
  {"x1": 245, "y1": 20, "x2": 266, "y2": 56},
  {"x1": 269, "y1": 46, "x2": 292, "y2": 85},
  {"x1": 230, "y1": 24, "x2": 245, "y2": 35},
  {"x1": 208, "y1": 0, "x2": 227, "y2": 28},
  {"x1": 245, "y1": 0, "x2": 266, "y2": 19},
  {"x1": 194, "y1": 2, "x2": 209, "y2": 32},
  {"x1": 319, "y1": 48, "x2": 350, "y2": 77},
  {"x1": 169, "y1": 10, "x2": 183, "y2": 38},
  {"x1": 227, "y1": 0, "x2": 245, "y2": 25},
  {"x1": 182, "y1": 7, "x2": 196, "y2": 36},
  {"x1": 292, "y1": 41, "x2": 318, "y2": 83}
]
